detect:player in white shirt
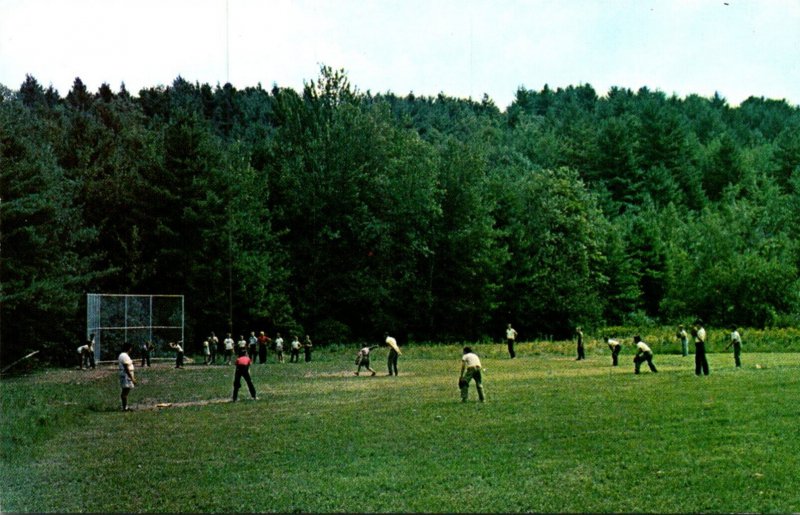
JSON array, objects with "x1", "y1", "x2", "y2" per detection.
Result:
[
  {"x1": 505, "y1": 324, "x2": 518, "y2": 359},
  {"x1": 725, "y1": 326, "x2": 743, "y2": 368},
  {"x1": 224, "y1": 334, "x2": 235, "y2": 365},
  {"x1": 118, "y1": 342, "x2": 136, "y2": 411},
  {"x1": 606, "y1": 337, "x2": 622, "y2": 366},
  {"x1": 290, "y1": 335, "x2": 301, "y2": 363},
  {"x1": 692, "y1": 320, "x2": 709, "y2": 376},
  {"x1": 274, "y1": 333, "x2": 284, "y2": 363},
  {"x1": 384, "y1": 333, "x2": 402, "y2": 376},
  {"x1": 459, "y1": 347, "x2": 485, "y2": 402},
  {"x1": 633, "y1": 335, "x2": 657, "y2": 374}
]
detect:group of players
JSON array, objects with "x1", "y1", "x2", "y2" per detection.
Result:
[
  {"x1": 200, "y1": 331, "x2": 313, "y2": 366},
  {"x1": 112, "y1": 320, "x2": 746, "y2": 410}
]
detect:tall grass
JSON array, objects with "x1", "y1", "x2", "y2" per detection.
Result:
[{"x1": 1, "y1": 343, "x2": 799, "y2": 513}]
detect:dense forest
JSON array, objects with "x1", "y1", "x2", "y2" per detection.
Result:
[{"x1": 2, "y1": 66, "x2": 800, "y2": 364}]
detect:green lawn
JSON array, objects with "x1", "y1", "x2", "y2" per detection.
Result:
[{"x1": 1, "y1": 343, "x2": 799, "y2": 513}]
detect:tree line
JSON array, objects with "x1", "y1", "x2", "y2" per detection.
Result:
[{"x1": 2, "y1": 66, "x2": 799, "y2": 364}]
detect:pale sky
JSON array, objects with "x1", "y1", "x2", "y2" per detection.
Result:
[{"x1": 1, "y1": 0, "x2": 798, "y2": 110}]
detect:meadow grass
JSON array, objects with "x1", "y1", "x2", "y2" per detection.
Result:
[{"x1": 1, "y1": 342, "x2": 799, "y2": 513}]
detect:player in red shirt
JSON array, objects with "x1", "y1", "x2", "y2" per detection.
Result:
[{"x1": 232, "y1": 349, "x2": 257, "y2": 401}]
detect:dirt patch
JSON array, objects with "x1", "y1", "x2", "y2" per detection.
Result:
[{"x1": 135, "y1": 398, "x2": 233, "y2": 410}]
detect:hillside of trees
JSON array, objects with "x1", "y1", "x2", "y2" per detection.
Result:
[{"x1": 2, "y1": 66, "x2": 800, "y2": 364}]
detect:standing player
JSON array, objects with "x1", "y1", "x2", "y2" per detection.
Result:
[
  {"x1": 248, "y1": 331, "x2": 258, "y2": 363},
  {"x1": 692, "y1": 320, "x2": 709, "y2": 376},
  {"x1": 169, "y1": 341, "x2": 184, "y2": 369},
  {"x1": 118, "y1": 342, "x2": 136, "y2": 411},
  {"x1": 676, "y1": 324, "x2": 689, "y2": 357},
  {"x1": 303, "y1": 335, "x2": 313, "y2": 363},
  {"x1": 725, "y1": 326, "x2": 743, "y2": 368},
  {"x1": 209, "y1": 332, "x2": 220, "y2": 364},
  {"x1": 223, "y1": 333, "x2": 235, "y2": 365},
  {"x1": 575, "y1": 326, "x2": 585, "y2": 361},
  {"x1": 505, "y1": 323, "x2": 518, "y2": 359},
  {"x1": 290, "y1": 335, "x2": 301, "y2": 363},
  {"x1": 274, "y1": 333, "x2": 285, "y2": 363},
  {"x1": 459, "y1": 347, "x2": 485, "y2": 402},
  {"x1": 202, "y1": 339, "x2": 211, "y2": 365},
  {"x1": 141, "y1": 340, "x2": 154, "y2": 367},
  {"x1": 257, "y1": 331, "x2": 270, "y2": 364},
  {"x1": 384, "y1": 333, "x2": 402, "y2": 376}
]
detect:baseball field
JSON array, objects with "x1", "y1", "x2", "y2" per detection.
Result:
[{"x1": 1, "y1": 340, "x2": 799, "y2": 513}]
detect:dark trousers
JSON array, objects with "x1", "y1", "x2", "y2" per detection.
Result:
[
  {"x1": 388, "y1": 349, "x2": 399, "y2": 375},
  {"x1": 460, "y1": 367, "x2": 485, "y2": 402},
  {"x1": 233, "y1": 366, "x2": 256, "y2": 400},
  {"x1": 611, "y1": 345, "x2": 621, "y2": 366},
  {"x1": 733, "y1": 343, "x2": 742, "y2": 367},
  {"x1": 175, "y1": 352, "x2": 184, "y2": 368},
  {"x1": 304, "y1": 349, "x2": 312, "y2": 362},
  {"x1": 259, "y1": 345, "x2": 267, "y2": 364},
  {"x1": 695, "y1": 342, "x2": 710, "y2": 375},
  {"x1": 248, "y1": 345, "x2": 257, "y2": 362},
  {"x1": 142, "y1": 351, "x2": 151, "y2": 367},
  {"x1": 290, "y1": 349, "x2": 300, "y2": 362},
  {"x1": 210, "y1": 348, "x2": 217, "y2": 364},
  {"x1": 577, "y1": 343, "x2": 585, "y2": 360},
  {"x1": 634, "y1": 352, "x2": 657, "y2": 373},
  {"x1": 507, "y1": 339, "x2": 516, "y2": 359}
]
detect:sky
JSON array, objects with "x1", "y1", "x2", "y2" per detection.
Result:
[{"x1": 1, "y1": 0, "x2": 798, "y2": 110}]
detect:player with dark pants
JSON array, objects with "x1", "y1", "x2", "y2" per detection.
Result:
[
  {"x1": 575, "y1": 327, "x2": 585, "y2": 361},
  {"x1": 633, "y1": 335, "x2": 657, "y2": 374},
  {"x1": 232, "y1": 350, "x2": 257, "y2": 401},
  {"x1": 693, "y1": 321, "x2": 709, "y2": 376},
  {"x1": 606, "y1": 338, "x2": 621, "y2": 366},
  {"x1": 384, "y1": 334, "x2": 402, "y2": 376}
]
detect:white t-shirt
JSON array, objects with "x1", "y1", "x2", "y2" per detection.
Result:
[
  {"x1": 607, "y1": 338, "x2": 620, "y2": 347},
  {"x1": 696, "y1": 327, "x2": 706, "y2": 343},
  {"x1": 275, "y1": 338, "x2": 284, "y2": 350},
  {"x1": 731, "y1": 330, "x2": 741, "y2": 344},
  {"x1": 237, "y1": 339, "x2": 247, "y2": 349},
  {"x1": 119, "y1": 352, "x2": 134, "y2": 376},
  {"x1": 462, "y1": 352, "x2": 482, "y2": 368},
  {"x1": 174, "y1": 344, "x2": 183, "y2": 353},
  {"x1": 224, "y1": 338, "x2": 234, "y2": 350},
  {"x1": 636, "y1": 341, "x2": 652, "y2": 354},
  {"x1": 291, "y1": 338, "x2": 301, "y2": 350},
  {"x1": 385, "y1": 336, "x2": 401, "y2": 354},
  {"x1": 506, "y1": 327, "x2": 517, "y2": 340}
]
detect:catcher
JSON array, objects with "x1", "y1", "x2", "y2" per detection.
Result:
[{"x1": 459, "y1": 347, "x2": 485, "y2": 402}]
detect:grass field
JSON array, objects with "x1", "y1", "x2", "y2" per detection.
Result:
[{"x1": 1, "y1": 342, "x2": 799, "y2": 513}]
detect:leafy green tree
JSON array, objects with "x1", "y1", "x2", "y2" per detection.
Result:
[
  {"x1": 429, "y1": 138, "x2": 505, "y2": 340},
  {"x1": 493, "y1": 165, "x2": 606, "y2": 338},
  {"x1": 0, "y1": 99, "x2": 99, "y2": 363}
]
